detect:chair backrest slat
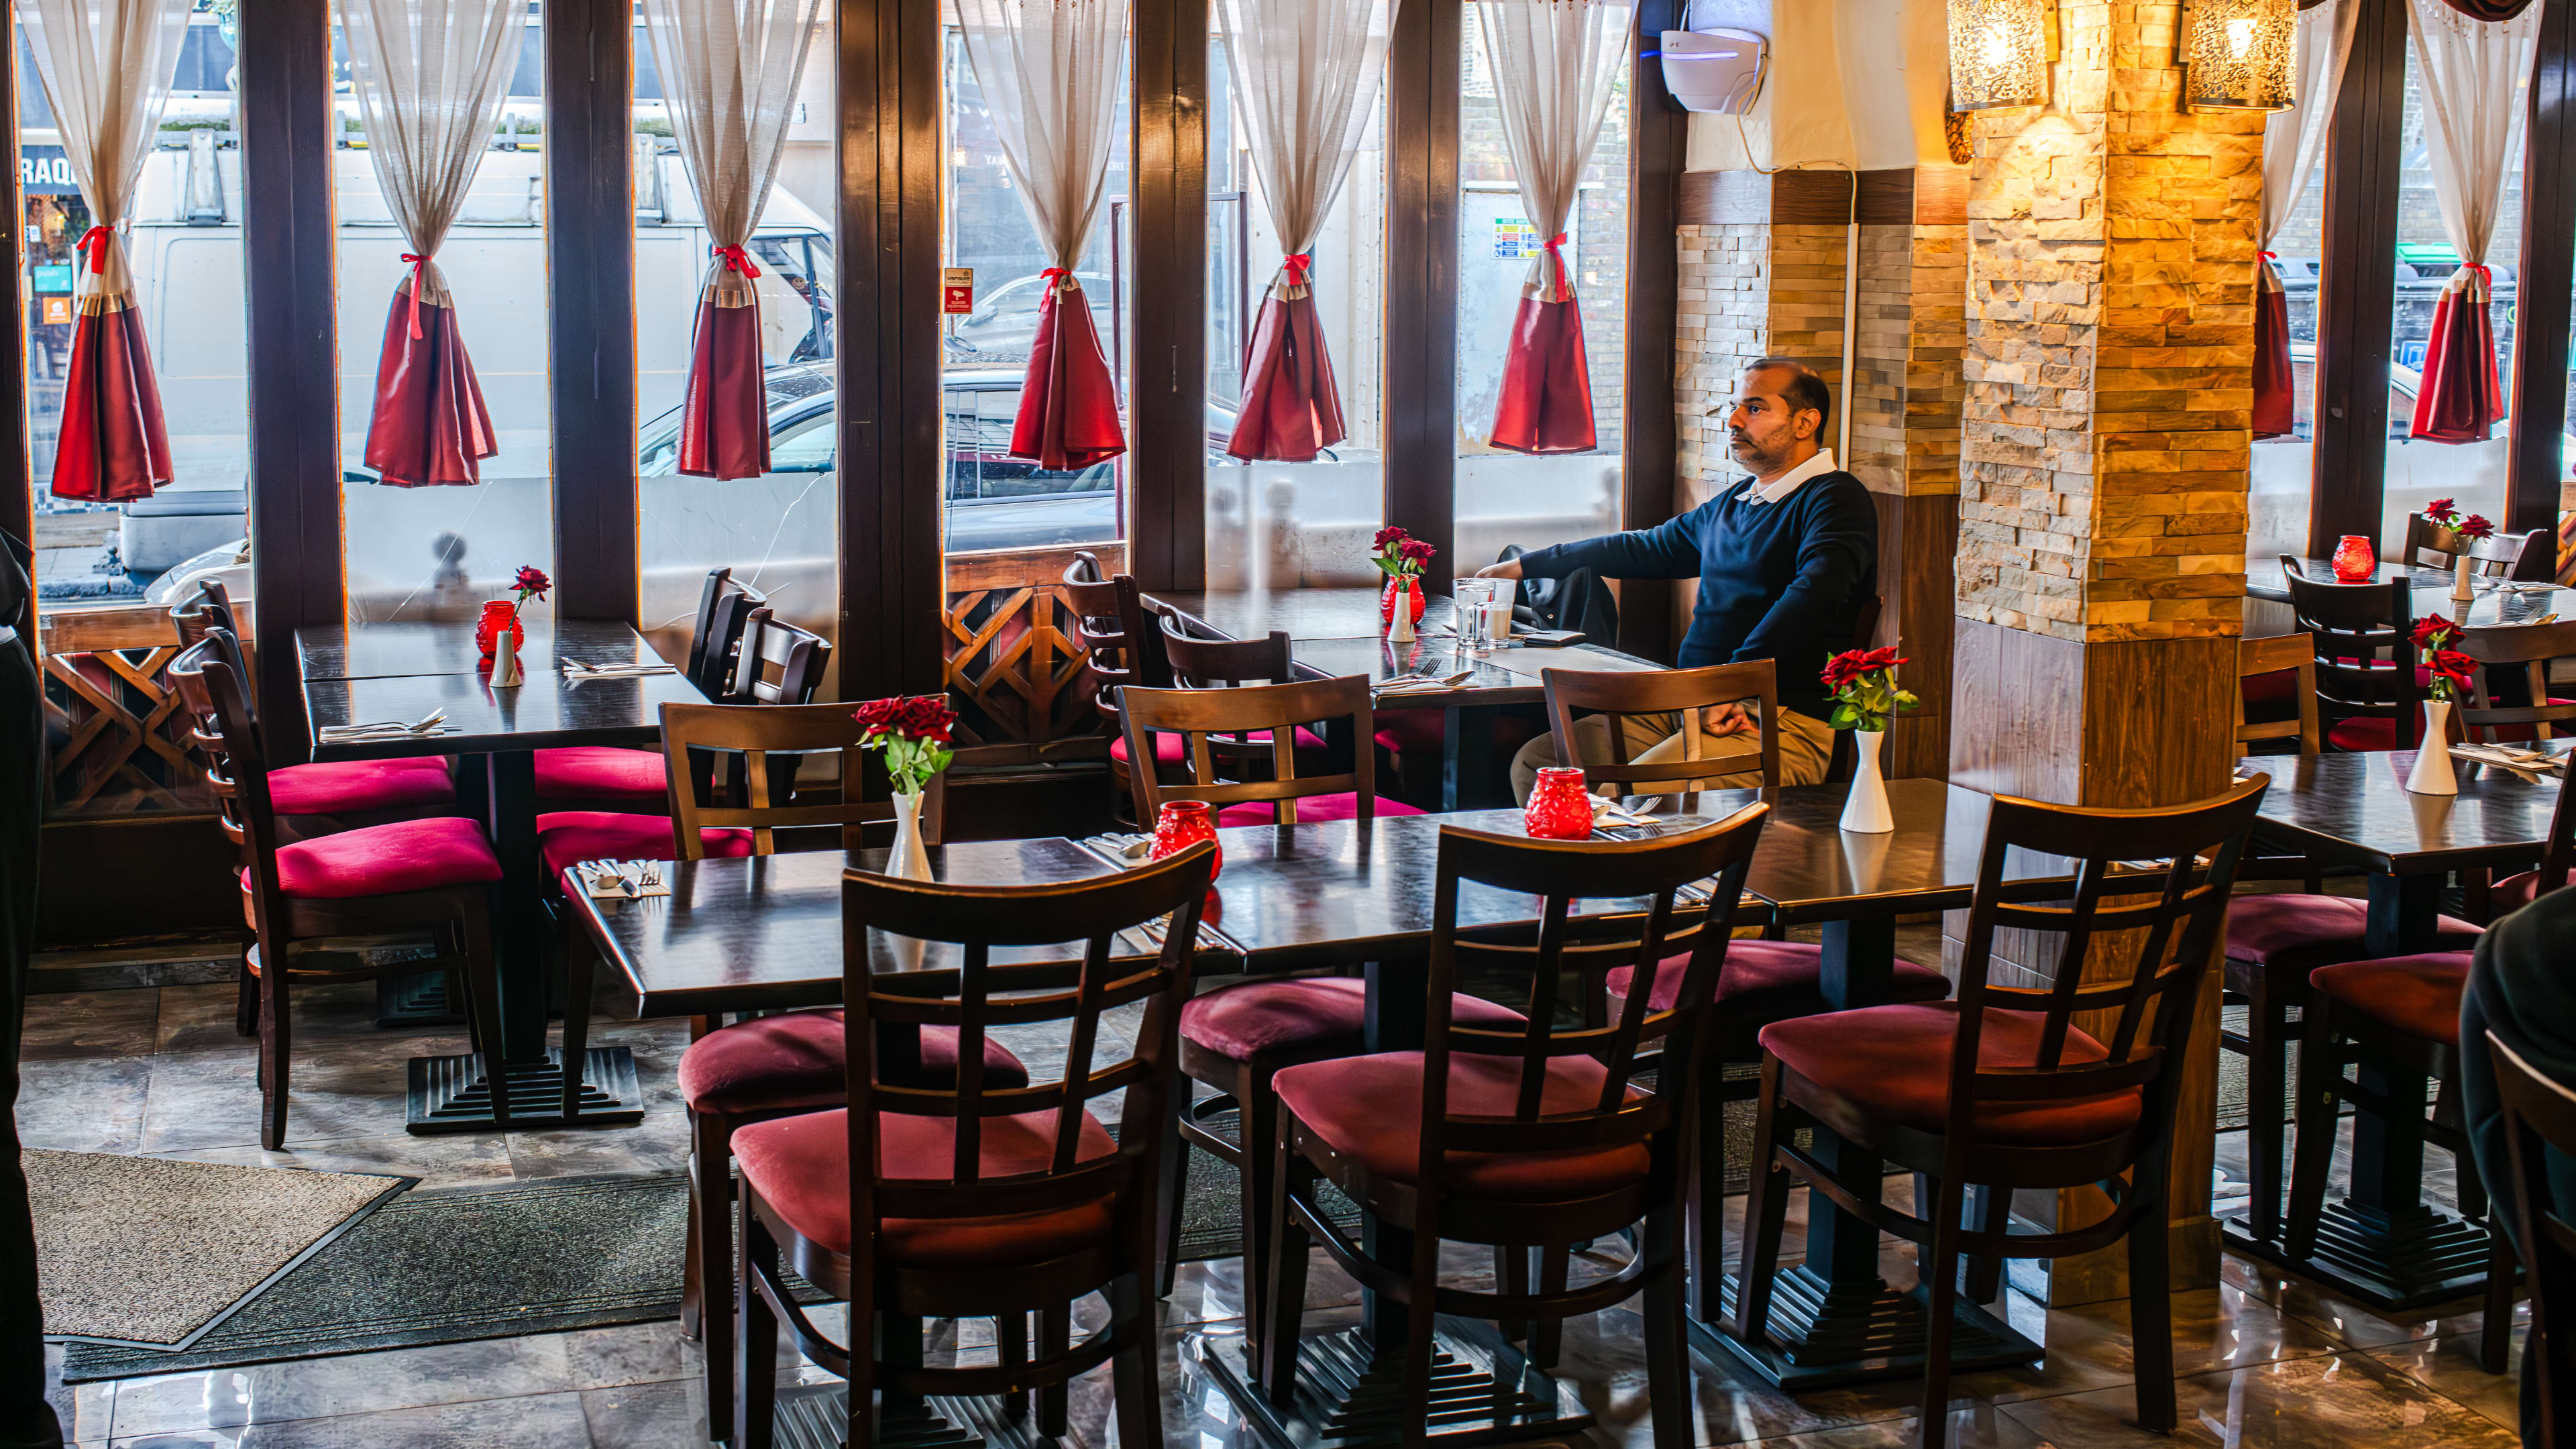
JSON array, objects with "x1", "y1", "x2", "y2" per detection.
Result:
[
  {"x1": 662, "y1": 700, "x2": 945, "y2": 857},
  {"x1": 727, "y1": 607, "x2": 831, "y2": 707},
  {"x1": 2280, "y1": 556, "x2": 2418, "y2": 747},
  {"x1": 1542, "y1": 659, "x2": 1783, "y2": 802},
  {"x1": 2459, "y1": 618, "x2": 2576, "y2": 744},
  {"x1": 2486, "y1": 1022, "x2": 2576, "y2": 1446},
  {"x1": 1063, "y1": 555, "x2": 1169, "y2": 727}
]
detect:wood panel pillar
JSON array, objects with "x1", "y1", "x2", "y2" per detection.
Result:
[
  {"x1": 1384, "y1": 0, "x2": 1461, "y2": 593},
  {"x1": 2306, "y1": 0, "x2": 2406, "y2": 555},
  {"x1": 1617, "y1": 0, "x2": 1687, "y2": 662},
  {"x1": 2508, "y1": 0, "x2": 2576, "y2": 541},
  {"x1": 1127, "y1": 0, "x2": 1210, "y2": 594},
  {"x1": 1953, "y1": 0, "x2": 2259, "y2": 1303},
  {"x1": 545, "y1": 0, "x2": 639, "y2": 625}
]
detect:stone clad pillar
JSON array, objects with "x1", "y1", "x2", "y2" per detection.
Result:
[{"x1": 1951, "y1": 0, "x2": 2262, "y2": 1301}]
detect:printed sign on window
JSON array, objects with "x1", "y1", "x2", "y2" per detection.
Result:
[
  {"x1": 1493, "y1": 217, "x2": 1538, "y2": 260},
  {"x1": 942, "y1": 267, "x2": 975, "y2": 315},
  {"x1": 40, "y1": 297, "x2": 71, "y2": 326}
]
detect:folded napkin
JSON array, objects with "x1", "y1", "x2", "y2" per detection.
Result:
[{"x1": 575, "y1": 860, "x2": 673, "y2": 898}]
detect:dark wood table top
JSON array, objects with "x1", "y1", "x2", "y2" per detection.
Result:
[
  {"x1": 2240, "y1": 750, "x2": 2564, "y2": 874},
  {"x1": 580, "y1": 839, "x2": 1242, "y2": 1018},
  {"x1": 304, "y1": 664, "x2": 706, "y2": 761},
  {"x1": 2245, "y1": 558, "x2": 2573, "y2": 626},
  {"x1": 1147, "y1": 587, "x2": 1462, "y2": 642},
  {"x1": 1289, "y1": 635, "x2": 1662, "y2": 709},
  {"x1": 297, "y1": 616, "x2": 669, "y2": 682}
]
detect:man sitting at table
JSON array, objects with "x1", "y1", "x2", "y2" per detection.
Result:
[{"x1": 1477, "y1": 357, "x2": 1877, "y2": 801}]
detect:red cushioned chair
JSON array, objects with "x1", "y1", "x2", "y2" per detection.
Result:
[
  {"x1": 2277, "y1": 557, "x2": 2421, "y2": 753},
  {"x1": 1733, "y1": 781, "x2": 2268, "y2": 1449},
  {"x1": 729, "y1": 841, "x2": 1218, "y2": 1448},
  {"x1": 1064, "y1": 553, "x2": 1179, "y2": 824},
  {"x1": 2485, "y1": 1022, "x2": 2576, "y2": 1442},
  {"x1": 2479, "y1": 754, "x2": 2575, "y2": 919},
  {"x1": 2288, "y1": 949, "x2": 2517, "y2": 1372},
  {"x1": 172, "y1": 638, "x2": 506, "y2": 1151},
  {"x1": 1258, "y1": 807, "x2": 1772, "y2": 1449},
  {"x1": 531, "y1": 567, "x2": 765, "y2": 811}
]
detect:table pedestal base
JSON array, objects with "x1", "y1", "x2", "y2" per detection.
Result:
[
  {"x1": 404, "y1": 1046, "x2": 644, "y2": 1133},
  {"x1": 1703, "y1": 1268, "x2": 2042, "y2": 1391},
  {"x1": 1195, "y1": 1323, "x2": 1592, "y2": 1448},
  {"x1": 375, "y1": 970, "x2": 468, "y2": 1028},
  {"x1": 766, "y1": 1383, "x2": 1055, "y2": 1449},
  {"x1": 2223, "y1": 1200, "x2": 2498, "y2": 1312}
]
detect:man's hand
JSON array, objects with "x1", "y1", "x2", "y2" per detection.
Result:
[
  {"x1": 1697, "y1": 703, "x2": 1754, "y2": 737},
  {"x1": 1476, "y1": 559, "x2": 1523, "y2": 580}
]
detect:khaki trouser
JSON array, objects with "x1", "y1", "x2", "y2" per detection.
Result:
[{"x1": 1509, "y1": 705, "x2": 1837, "y2": 803}]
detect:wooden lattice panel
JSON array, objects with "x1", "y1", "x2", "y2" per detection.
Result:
[
  {"x1": 943, "y1": 545, "x2": 1125, "y2": 747},
  {"x1": 37, "y1": 604, "x2": 210, "y2": 818}
]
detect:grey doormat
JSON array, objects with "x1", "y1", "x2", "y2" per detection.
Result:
[
  {"x1": 32, "y1": 1151, "x2": 409, "y2": 1350},
  {"x1": 60, "y1": 1173, "x2": 690, "y2": 1383}
]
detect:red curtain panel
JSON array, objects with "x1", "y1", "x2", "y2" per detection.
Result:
[
  {"x1": 1226, "y1": 256, "x2": 1348, "y2": 464},
  {"x1": 1490, "y1": 236, "x2": 1596, "y2": 454},
  {"x1": 1010, "y1": 272, "x2": 1126, "y2": 471},
  {"x1": 2252, "y1": 262, "x2": 2296, "y2": 440},
  {"x1": 364, "y1": 262, "x2": 498, "y2": 486},
  {"x1": 51, "y1": 229, "x2": 172, "y2": 502},
  {"x1": 677, "y1": 248, "x2": 772, "y2": 480},
  {"x1": 2409, "y1": 266, "x2": 2506, "y2": 443}
]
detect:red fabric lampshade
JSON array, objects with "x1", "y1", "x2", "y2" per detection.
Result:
[
  {"x1": 1010, "y1": 273, "x2": 1126, "y2": 472},
  {"x1": 1226, "y1": 258, "x2": 1347, "y2": 464},
  {"x1": 364, "y1": 270, "x2": 498, "y2": 487},
  {"x1": 1491, "y1": 237, "x2": 1597, "y2": 455},
  {"x1": 52, "y1": 290, "x2": 172, "y2": 503},
  {"x1": 2408, "y1": 266, "x2": 2506, "y2": 443},
  {"x1": 2251, "y1": 264, "x2": 2295, "y2": 441},
  {"x1": 676, "y1": 248, "x2": 773, "y2": 481}
]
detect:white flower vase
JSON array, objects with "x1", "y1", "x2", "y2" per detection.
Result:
[
  {"x1": 489, "y1": 647, "x2": 523, "y2": 688},
  {"x1": 889, "y1": 789, "x2": 934, "y2": 879},
  {"x1": 2453, "y1": 552, "x2": 2475, "y2": 602},
  {"x1": 2404, "y1": 701, "x2": 2459, "y2": 796},
  {"x1": 1389, "y1": 579, "x2": 1417, "y2": 643},
  {"x1": 1839, "y1": 728, "x2": 1896, "y2": 833}
]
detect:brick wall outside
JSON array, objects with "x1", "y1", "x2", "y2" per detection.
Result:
[{"x1": 1957, "y1": 0, "x2": 2261, "y2": 643}]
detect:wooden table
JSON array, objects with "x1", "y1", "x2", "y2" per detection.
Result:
[
  {"x1": 297, "y1": 617, "x2": 705, "y2": 1132},
  {"x1": 2227, "y1": 747, "x2": 2561, "y2": 1311},
  {"x1": 2245, "y1": 557, "x2": 2576, "y2": 627},
  {"x1": 1147, "y1": 586, "x2": 1460, "y2": 641}
]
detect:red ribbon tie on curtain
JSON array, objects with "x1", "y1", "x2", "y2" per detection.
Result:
[
  {"x1": 713, "y1": 244, "x2": 763, "y2": 279},
  {"x1": 399, "y1": 253, "x2": 433, "y2": 339},
  {"x1": 1542, "y1": 233, "x2": 1569, "y2": 300},
  {"x1": 1040, "y1": 266, "x2": 1072, "y2": 294},
  {"x1": 2465, "y1": 260, "x2": 2493, "y2": 298},
  {"x1": 74, "y1": 225, "x2": 111, "y2": 274},
  {"x1": 1282, "y1": 253, "x2": 1312, "y2": 290}
]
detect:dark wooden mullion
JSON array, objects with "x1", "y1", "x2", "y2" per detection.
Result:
[
  {"x1": 2306, "y1": 0, "x2": 2406, "y2": 557},
  {"x1": 1127, "y1": 0, "x2": 1209, "y2": 594},
  {"x1": 835, "y1": 0, "x2": 945, "y2": 696},
  {"x1": 239, "y1": 0, "x2": 343, "y2": 762},
  {"x1": 1619, "y1": 0, "x2": 1685, "y2": 663},
  {"x1": 544, "y1": 0, "x2": 638, "y2": 625},
  {"x1": 2507, "y1": 0, "x2": 2575, "y2": 539},
  {"x1": 1384, "y1": 0, "x2": 1460, "y2": 593},
  {"x1": 0, "y1": 3, "x2": 30, "y2": 643}
]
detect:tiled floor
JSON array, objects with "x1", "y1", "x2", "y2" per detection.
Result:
[{"x1": 19, "y1": 973, "x2": 2529, "y2": 1448}]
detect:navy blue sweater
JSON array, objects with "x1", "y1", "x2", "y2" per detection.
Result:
[{"x1": 1517, "y1": 470, "x2": 1878, "y2": 720}]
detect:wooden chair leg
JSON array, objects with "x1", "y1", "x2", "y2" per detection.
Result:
[
  {"x1": 1108, "y1": 1274, "x2": 1167, "y2": 1449},
  {"x1": 696, "y1": 1114, "x2": 737, "y2": 1442},
  {"x1": 2245, "y1": 990, "x2": 2289, "y2": 1243},
  {"x1": 2284, "y1": 1006, "x2": 2342, "y2": 1261},
  {"x1": 2127, "y1": 1185, "x2": 2176, "y2": 1432},
  {"x1": 1688, "y1": 1069, "x2": 1729, "y2": 1324},
  {"x1": 997, "y1": 1311, "x2": 1029, "y2": 1422},
  {"x1": 560, "y1": 911, "x2": 594, "y2": 1119},
  {"x1": 1038, "y1": 1303, "x2": 1071, "y2": 1438},
  {"x1": 1242, "y1": 1078, "x2": 1279, "y2": 1369},
  {"x1": 1532, "y1": 1246, "x2": 1567, "y2": 1369},
  {"x1": 1157, "y1": 1087, "x2": 1191, "y2": 1298},
  {"x1": 733, "y1": 1204, "x2": 781, "y2": 1449},
  {"x1": 2480, "y1": 1225, "x2": 2516, "y2": 1376},
  {"x1": 1731, "y1": 1061, "x2": 1791, "y2": 1343},
  {"x1": 1639, "y1": 1208, "x2": 1690, "y2": 1449},
  {"x1": 1494, "y1": 1245, "x2": 1529, "y2": 1344},
  {"x1": 258, "y1": 949, "x2": 290, "y2": 1151},
  {"x1": 460, "y1": 893, "x2": 511, "y2": 1130},
  {"x1": 1917, "y1": 1171, "x2": 1967, "y2": 1449},
  {"x1": 1260, "y1": 1126, "x2": 1313, "y2": 1405},
  {"x1": 234, "y1": 953, "x2": 259, "y2": 1037},
  {"x1": 1960, "y1": 1183, "x2": 2010, "y2": 1304}
]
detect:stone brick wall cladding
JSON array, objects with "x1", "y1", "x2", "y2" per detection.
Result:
[
  {"x1": 1672, "y1": 221, "x2": 1847, "y2": 518},
  {"x1": 1957, "y1": 0, "x2": 2261, "y2": 644},
  {"x1": 1851, "y1": 223, "x2": 1970, "y2": 498}
]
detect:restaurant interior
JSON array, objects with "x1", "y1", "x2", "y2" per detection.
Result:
[{"x1": 5, "y1": 0, "x2": 2576, "y2": 1446}]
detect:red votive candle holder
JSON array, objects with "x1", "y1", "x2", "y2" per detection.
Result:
[
  {"x1": 1524, "y1": 767, "x2": 1595, "y2": 841},
  {"x1": 1148, "y1": 800, "x2": 1222, "y2": 880},
  {"x1": 2330, "y1": 535, "x2": 2378, "y2": 583},
  {"x1": 474, "y1": 599, "x2": 524, "y2": 658}
]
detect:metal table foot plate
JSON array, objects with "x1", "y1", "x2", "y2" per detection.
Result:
[
  {"x1": 2225, "y1": 1201, "x2": 2500, "y2": 1312},
  {"x1": 404, "y1": 1044, "x2": 644, "y2": 1132},
  {"x1": 1194, "y1": 1321, "x2": 1593, "y2": 1449},
  {"x1": 1703, "y1": 1268, "x2": 2041, "y2": 1391},
  {"x1": 768, "y1": 1383, "x2": 1057, "y2": 1449}
]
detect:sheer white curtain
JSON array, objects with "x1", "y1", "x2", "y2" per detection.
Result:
[
  {"x1": 1214, "y1": 0, "x2": 1400, "y2": 298},
  {"x1": 21, "y1": 0, "x2": 193, "y2": 298},
  {"x1": 952, "y1": 0, "x2": 1124, "y2": 280},
  {"x1": 2260, "y1": 0, "x2": 2355, "y2": 252},
  {"x1": 341, "y1": 0, "x2": 521, "y2": 321},
  {"x1": 641, "y1": 0, "x2": 826, "y2": 309},
  {"x1": 1481, "y1": 0, "x2": 1627, "y2": 304},
  {"x1": 2406, "y1": 0, "x2": 2539, "y2": 285}
]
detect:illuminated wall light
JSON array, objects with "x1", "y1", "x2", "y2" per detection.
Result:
[
  {"x1": 2180, "y1": 0, "x2": 2297, "y2": 112},
  {"x1": 1947, "y1": 0, "x2": 2049, "y2": 112}
]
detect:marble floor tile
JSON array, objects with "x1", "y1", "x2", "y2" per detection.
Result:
[
  {"x1": 22, "y1": 989, "x2": 165, "y2": 1062},
  {"x1": 555, "y1": 1321, "x2": 704, "y2": 1391},
  {"x1": 1953, "y1": 1283, "x2": 2347, "y2": 1407},
  {"x1": 17, "y1": 1055, "x2": 152, "y2": 1153},
  {"x1": 578, "y1": 1377, "x2": 716, "y2": 1448},
  {"x1": 504, "y1": 1111, "x2": 692, "y2": 1179},
  {"x1": 143, "y1": 1131, "x2": 515, "y2": 1191},
  {"x1": 135, "y1": 1040, "x2": 467, "y2": 1154},
  {"x1": 44, "y1": 1343, "x2": 117, "y2": 1444},
  {"x1": 2366, "y1": 1330, "x2": 2526, "y2": 1431},
  {"x1": 105, "y1": 1388, "x2": 594, "y2": 1448},
  {"x1": 1748, "y1": 1403, "x2": 2082, "y2": 1448},
  {"x1": 2220, "y1": 1254, "x2": 2506, "y2": 1352},
  {"x1": 2000, "y1": 1351, "x2": 2520, "y2": 1448},
  {"x1": 104, "y1": 1335, "x2": 577, "y2": 1438}
]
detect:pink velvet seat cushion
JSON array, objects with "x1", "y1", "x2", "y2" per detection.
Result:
[
  {"x1": 533, "y1": 745, "x2": 668, "y2": 801},
  {"x1": 2225, "y1": 892, "x2": 2480, "y2": 977},
  {"x1": 268, "y1": 757, "x2": 455, "y2": 816},
  {"x1": 1272, "y1": 1051, "x2": 1652, "y2": 1199},
  {"x1": 1603, "y1": 939, "x2": 1951, "y2": 1020},
  {"x1": 1180, "y1": 977, "x2": 1524, "y2": 1062},
  {"x1": 1216, "y1": 792, "x2": 1428, "y2": 828},
  {"x1": 732, "y1": 1104, "x2": 1116, "y2": 1265},
  {"x1": 679, "y1": 1009, "x2": 1030, "y2": 1115},
  {"x1": 534, "y1": 811, "x2": 755, "y2": 883},
  {"x1": 250, "y1": 816, "x2": 503, "y2": 900},
  {"x1": 2240, "y1": 669, "x2": 2298, "y2": 708},
  {"x1": 2326, "y1": 716, "x2": 2403, "y2": 752},
  {"x1": 1760, "y1": 1002, "x2": 2141, "y2": 1147},
  {"x1": 2310, "y1": 953, "x2": 2473, "y2": 1048},
  {"x1": 2489, "y1": 869, "x2": 2565, "y2": 915},
  {"x1": 1110, "y1": 726, "x2": 1328, "y2": 766}
]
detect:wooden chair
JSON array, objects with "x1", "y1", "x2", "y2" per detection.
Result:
[
  {"x1": 2469, "y1": 752, "x2": 2576, "y2": 920},
  {"x1": 1733, "y1": 780, "x2": 2268, "y2": 1449},
  {"x1": 2279, "y1": 555, "x2": 2421, "y2": 752},
  {"x1": 562, "y1": 700, "x2": 974, "y2": 1436},
  {"x1": 2404, "y1": 513, "x2": 2465, "y2": 569},
  {"x1": 727, "y1": 606, "x2": 833, "y2": 706},
  {"x1": 535, "y1": 566, "x2": 763, "y2": 810},
  {"x1": 729, "y1": 843, "x2": 1218, "y2": 1449},
  {"x1": 1541, "y1": 657, "x2": 1784, "y2": 804},
  {"x1": 1116, "y1": 674, "x2": 1401, "y2": 828},
  {"x1": 2457, "y1": 617, "x2": 2576, "y2": 746},
  {"x1": 2235, "y1": 633, "x2": 2320, "y2": 755},
  {"x1": 1258, "y1": 807, "x2": 1774, "y2": 1449},
  {"x1": 2485, "y1": 1022, "x2": 2576, "y2": 1442},
  {"x1": 170, "y1": 635, "x2": 506, "y2": 1150},
  {"x1": 1063, "y1": 553, "x2": 1173, "y2": 821},
  {"x1": 2402, "y1": 514, "x2": 2544, "y2": 580}
]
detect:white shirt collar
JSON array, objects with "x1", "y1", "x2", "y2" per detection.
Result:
[{"x1": 1736, "y1": 448, "x2": 1837, "y2": 506}]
